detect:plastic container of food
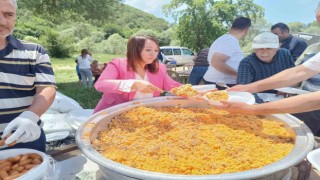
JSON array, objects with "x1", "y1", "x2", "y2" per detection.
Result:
[{"x1": 0, "y1": 148, "x2": 53, "y2": 180}]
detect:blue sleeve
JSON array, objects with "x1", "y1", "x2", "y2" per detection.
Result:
[
  {"x1": 291, "y1": 40, "x2": 307, "y2": 61},
  {"x1": 283, "y1": 49, "x2": 295, "y2": 68},
  {"x1": 237, "y1": 59, "x2": 254, "y2": 84}
]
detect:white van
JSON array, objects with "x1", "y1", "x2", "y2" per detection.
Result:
[{"x1": 160, "y1": 46, "x2": 196, "y2": 65}]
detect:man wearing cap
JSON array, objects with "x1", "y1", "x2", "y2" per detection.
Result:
[{"x1": 237, "y1": 32, "x2": 295, "y2": 100}]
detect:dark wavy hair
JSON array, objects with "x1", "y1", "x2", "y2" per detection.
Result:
[
  {"x1": 271, "y1": 23, "x2": 290, "y2": 33},
  {"x1": 231, "y1": 17, "x2": 251, "y2": 30},
  {"x1": 126, "y1": 35, "x2": 159, "y2": 73}
]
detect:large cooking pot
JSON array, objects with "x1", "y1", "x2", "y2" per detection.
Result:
[{"x1": 76, "y1": 97, "x2": 314, "y2": 180}]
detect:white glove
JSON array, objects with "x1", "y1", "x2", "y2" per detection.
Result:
[{"x1": 1, "y1": 111, "x2": 41, "y2": 144}]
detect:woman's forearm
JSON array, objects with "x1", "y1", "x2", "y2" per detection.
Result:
[
  {"x1": 252, "y1": 91, "x2": 320, "y2": 114},
  {"x1": 252, "y1": 65, "x2": 315, "y2": 93}
]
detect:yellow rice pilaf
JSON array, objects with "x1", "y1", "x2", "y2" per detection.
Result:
[
  {"x1": 93, "y1": 106, "x2": 295, "y2": 175},
  {"x1": 204, "y1": 91, "x2": 229, "y2": 101},
  {"x1": 170, "y1": 84, "x2": 198, "y2": 96}
]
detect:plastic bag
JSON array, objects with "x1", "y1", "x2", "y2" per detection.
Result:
[{"x1": 49, "y1": 92, "x2": 83, "y2": 113}]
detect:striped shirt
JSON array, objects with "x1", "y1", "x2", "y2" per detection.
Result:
[{"x1": 0, "y1": 35, "x2": 56, "y2": 124}]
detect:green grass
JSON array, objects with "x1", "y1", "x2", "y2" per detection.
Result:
[{"x1": 51, "y1": 54, "x2": 123, "y2": 109}]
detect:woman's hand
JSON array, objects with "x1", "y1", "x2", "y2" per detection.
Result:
[{"x1": 132, "y1": 80, "x2": 163, "y2": 93}]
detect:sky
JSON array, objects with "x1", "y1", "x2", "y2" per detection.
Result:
[{"x1": 124, "y1": 0, "x2": 320, "y2": 24}]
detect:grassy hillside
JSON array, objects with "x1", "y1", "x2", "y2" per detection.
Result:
[{"x1": 113, "y1": 4, "x2": 170, "y2": 33}]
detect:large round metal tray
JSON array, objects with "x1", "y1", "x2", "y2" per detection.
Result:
[{"x1": 76, "y1": 96, "x2": 314, "y2": 180}]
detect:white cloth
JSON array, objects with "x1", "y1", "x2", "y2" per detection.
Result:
[
  {"x1": 303, "y1": 51, "x2": 320, "y2": 73},
  {"x1": 204, "y1": 34, "x2": 244, "y2": 84},
  {"x1": 133, "y1": 73, "x2": 153, "y2": 100},
  {"x1": 77, "y1": 54, "x2": 92, "y2": 69}
]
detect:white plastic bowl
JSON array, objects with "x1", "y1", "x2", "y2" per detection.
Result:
[
  {"x1": 0, "y1": 148, "x2": 50, "y2": 180},
  {"x1": 307, "y1": 148, "x2": 320, "y2": 171},
  {"x1": 203, "y1": 91, "x2": 255, "y2": 105}
]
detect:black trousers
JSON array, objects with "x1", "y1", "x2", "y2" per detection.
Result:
[{"x1": 292, "y1": 110, "x2": 320, "y2": 136}]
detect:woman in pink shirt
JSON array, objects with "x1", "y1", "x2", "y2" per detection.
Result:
[{"x1": 94, "y1": 36, "x2": 181, "y2": 113}]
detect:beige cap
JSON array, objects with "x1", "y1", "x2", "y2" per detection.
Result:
[{"x1": 252, "y1": 32, "x2": 279, "y2": 49}]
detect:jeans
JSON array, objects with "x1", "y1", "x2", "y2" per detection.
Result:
[
  {"x1": 1, "y1": 128, "x2": 46, "y2": 152},
  {"x1": 188, "y1": 66, "x2": 208, "y2": 85},
  {"x1": 80, "y1": 68, "x2": 93, "y2": 87}
]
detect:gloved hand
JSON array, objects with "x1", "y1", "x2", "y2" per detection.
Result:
[{"x1": 1, "y1": 111, "x2": 40, "y2": 145}]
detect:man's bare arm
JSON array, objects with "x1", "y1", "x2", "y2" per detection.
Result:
[
  {"x1": 211, "y1": 52, "x2": 237, "y2": 76},
  {"x1": 28, "y1": 86, "x2": 56, "y2": 117}
]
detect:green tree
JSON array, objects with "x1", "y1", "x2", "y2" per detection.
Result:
[
  {"x1": 163, "y1": 0, "x2": 264, "y2": 51},
  {"x1": 288, "y1": 22, "x2": 306, "y2": 34},
  {"x1": 303, "y1": 21, "x2": 320, "y2": 34},
  {"x1": 102, "y1": 34, "x2": 127, "y2": 55},
  {"x1": 17, "y1": 0, "x2": 122, "y2": 23},
  {"x1": 40, "y1": 29, "x2": 73, "y2": 58}
]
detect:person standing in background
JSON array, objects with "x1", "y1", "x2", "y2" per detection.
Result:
[
  {"x1": 203, "y1": 17, "x2": 251, "y2": 90},
  {"x1": 189, "y1": 48, "x2": 209, "y2": 85},
  {"x1": 76, "y1": 49, "x2": 93, "y2": 87},
  {"x1": 0, "y1": 0, "x2": 56, "y2": 152},
  {"x1": 271, "y1": 22, "x2": 307, "y2": 62},
  {"x1": 75, "y1": 59, "x2": 81, "y2": 83},
  {"x1": 90, "y1": 60, "x2": 102, "y2": 84}
]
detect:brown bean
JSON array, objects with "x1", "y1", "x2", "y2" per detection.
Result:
[
  {"x1": 20, "y1": 154, "x2": 29, "y2": 162},
  {"x1": 13, "y1": 155, "x2": 22, "y2": 162},
  {"x1": 11, "y1": 164, "x2": 19, "y2": 170},
  {"x1": 29, "y1": 153, "x2": 42, "y2": 160},
  {"x1": 7, "y1": 155, "x2": 20, "y2": 163},
  {"x1": 19, "y1": 159, "x2": 32, "y2": 166},
  {"x1": 2, "y1": 165, "x2": 12, "y2": 172},
  {"x1": 0, "y1": 170, "x2": 9, "y2": 179},
  {"x1": 21, "y1": 169, "x2": 28, "y2": 173},
  {"x1": 3, "y1": 172, "x2": 23, "y2": 180},
  {"x1": 32, "y1": 158, "x2": 42, "y2": 164},
  {"x1": 15, "y1": 166, "x2": 24, "y2": 173},
  {"x1": 24, "y1": 164, "x2": 38, "y2": 170},
  {"x1": 8, "y1": 170, "x2": 19, "y2": 176},
  {"x1": 0, "y1": 161, "x2": 12, "y2": 169}
]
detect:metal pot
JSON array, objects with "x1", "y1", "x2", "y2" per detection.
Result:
[{"x1": 76, "y1": 97, "x2": 314, "y2": 180}]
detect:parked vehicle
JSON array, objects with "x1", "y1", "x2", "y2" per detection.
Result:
[{"x1": 160, "y1": 46, "x2": 196, "y2": 65}]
